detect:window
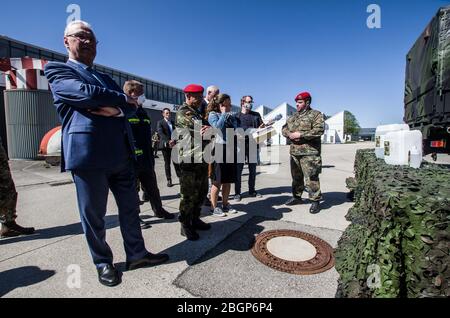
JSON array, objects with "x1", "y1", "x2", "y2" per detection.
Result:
[
  {"x1": 0, "y1": 39, "x2": 9, "y2": 57},
  {"x1": 152, "y1": 84, "x2": 159, "y2": 101},
  {"x1": 25, "y1": 48, "x2": 39, "y2": 58},
  {"x1": 10, "y1": 46, "x2": 25, "y2": 58},
  {"x1": 54, "y1": 55, "x2": 66, "y2": 62},
  {"x1": 158, "y1": 85, "x2": 164, "y2": 101},
  {"x1": 119, "y1": 75, "x2": 127, "y2": 90},
  {"x1": 146, "y1": 83, "x2": 153, "y2": 99},
  {"x1": 164, "y1": 87, "x2": 169, "y2": 102},
  {"x1": 112, "y1": 72, "x2": 120, "y2": 86},
  {"x1": 41, "y1": 51, "x2": 53, "y2": 60}
]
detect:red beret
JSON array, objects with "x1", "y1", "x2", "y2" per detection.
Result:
[
  {"x1": 184, "y1": 84, "x2": 204, "y2": 94},
  {"x1": 295, "y1": 92, "x2": 312, "y2": 101}
]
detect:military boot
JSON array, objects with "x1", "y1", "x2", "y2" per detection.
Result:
[
  {"x1": 180, "y1": 223, "x2": 199, "y2": 241},
  {"x1": 1, "y1": 221, "x2": 35, "y2": 238},
  {"x1": 309, "y1": 202, "x2": 321, "y2": 214},
  {"x1": 179, "y1": 216, "x2": 199, "y2": 241}
]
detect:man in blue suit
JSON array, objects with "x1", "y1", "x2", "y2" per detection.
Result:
[{"x1": 44, "y1": 20, "x2": 168, "y2": 287}]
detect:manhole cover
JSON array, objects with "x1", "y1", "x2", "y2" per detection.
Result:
[{"x1": 251, "y1": 230, "x2": 335, "y2": 275}]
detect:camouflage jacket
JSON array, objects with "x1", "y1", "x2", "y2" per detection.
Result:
[
  {"x1": 175, "y1": 103, "x2": 212, "y2": 163},
  {"x1": 282, "y1": 108, "x2": 325, "y2": 156}
]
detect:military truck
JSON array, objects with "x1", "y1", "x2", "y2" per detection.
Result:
[{"x1": 404, "y1": 5, "x2": 450, "y2": 159}]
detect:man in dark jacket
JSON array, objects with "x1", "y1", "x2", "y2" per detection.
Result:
[
  {"x1": 234, "y1": 95, "x2": 265, "y2": 201},
  {"x1": 124, "y1": 81, "x2": 174, "y2": 221},
  {"x1": 157, "y1": 108, "x2": 179, "y2": 187}
]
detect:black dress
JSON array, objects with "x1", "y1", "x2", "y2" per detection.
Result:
[{"x1": 212, "y1": 143, "x2": 236, "y2": 184}]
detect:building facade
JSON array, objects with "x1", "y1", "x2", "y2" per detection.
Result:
[
  {"x1": 0, "y1": 36, "x2": 184, "y2": 153},
  {"x1": 322, "y1": 111, "x2": 345, "y2": 144}
]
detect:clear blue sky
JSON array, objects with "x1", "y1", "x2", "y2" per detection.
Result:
[{"x1": 1, "y1": 0, "x2": 448, "y2": 127}]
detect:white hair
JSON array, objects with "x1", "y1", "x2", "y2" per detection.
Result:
[
  {"x1": 207, "y1": 85, "x2": 219, "y2": 93},
  {"x1": 64, "y1": 20, "x2": 93, "y2": 36}
]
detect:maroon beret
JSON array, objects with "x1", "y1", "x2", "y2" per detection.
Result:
[
  {"x1": 184, "y1": 84, "x2": 204, "y2": 94},
  {"x1": 295, "y1": 92, "x2": 312, "y2": 101}
]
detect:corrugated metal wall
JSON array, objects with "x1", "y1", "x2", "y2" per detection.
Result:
[{"x1": 4, "y1": 90, "x2": 60, "y2": 159}]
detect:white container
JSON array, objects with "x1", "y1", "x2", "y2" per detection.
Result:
[
  {"x1": 375, "y1": 124, "x2": 410, "y2": 159},
  {"x1": 384, "y1": 130, "x2": 423, "y2": 166},
  {"x1": 409, "y1": 146, "x2": 422, "y2": 169}
]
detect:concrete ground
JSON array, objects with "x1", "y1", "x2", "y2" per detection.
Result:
[{"x1": 0, "y1": 142, "x2": 374, "y2": 298}]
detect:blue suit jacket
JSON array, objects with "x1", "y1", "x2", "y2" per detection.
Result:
[{"x1": 45, "y1": 60, "x2": 136, "y2": 172}]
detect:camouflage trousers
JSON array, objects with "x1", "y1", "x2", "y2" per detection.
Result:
[
  {"x1": 290, "y1": 155, "x2": 322, "y2": 202},
  {"x1": 0, "y1": 142, "x2": 17, "y2": 224},
  {"x1": 179, "y1": 163, "x2": 209, "y2": 224}
]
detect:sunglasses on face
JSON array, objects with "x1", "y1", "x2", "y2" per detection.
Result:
[{"x1": 67, "y1": 32, "x2": 99, "y2": 44}]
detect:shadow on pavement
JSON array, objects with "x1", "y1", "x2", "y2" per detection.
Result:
[
  {"x1": 0, "y1": 215, "x2": 120, "y2": 245},
  {"x1": 319, "y1": 192, "x2": 352, "y2": 210},
  {"x1": 134, "y1": 187, "x2": 352, "y2": 268},
  {"x1": 0, "y1": 266, "x2": 56, "y2": 297},
  {"x1": 131, "y1": 187, "x2": 294, "y2": 267}
]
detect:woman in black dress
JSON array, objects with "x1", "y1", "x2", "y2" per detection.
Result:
[{"x1": 207, "y1": 94, "x2": 238, "y2": 216}]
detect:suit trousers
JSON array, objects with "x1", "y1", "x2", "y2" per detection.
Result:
[
  {"x1": 235, "y1": 163, "x2": 257, "y2": 195},
  {"x1": 162, "y1": 148, "x2": 180, "y2": 181},
  {"x1": 71, "y1": 160, "x2": 148, "y2": 266},
  {"x1": 136, "y1": 167, "x2": 163, "y2": 214}
]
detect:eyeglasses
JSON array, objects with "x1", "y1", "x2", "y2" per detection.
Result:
[{"x1": 66, "y1": 33, "x2": 99, "y2": 45}]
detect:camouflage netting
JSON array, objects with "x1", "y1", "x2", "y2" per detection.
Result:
[{"x1": 335, "y1": 149, "x2": 450, "y2": 298}]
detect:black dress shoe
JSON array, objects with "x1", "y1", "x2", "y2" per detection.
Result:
[
  {"x1": 180, "y1": 224, "x2": 199, "y2": 241},
  {"x1": 167, "y1": 179, "x2": 173, "y2": 187},
  {"x1": 97, "y1": 264, "x2": 121, "y2": 287},
  {"x1": 139, "y1": 217, "x2": 152, "y2": 229},
  {"x1": 192, "y1": 218, "x2": 211, "y2": 231},
  {"x1": 126, "y1": 253, "x2": 169, "y2": 271},
  {"x1": 310, "y1": 201, "x2": 321, "y2": 214},
  {"x1": 155, "y1": 209, "x2": 175, "y2": 219},
  {"x1": 285, "y1": 197, "x2": 303, "y2": 206}
]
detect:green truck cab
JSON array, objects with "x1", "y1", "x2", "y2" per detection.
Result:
[{"x1": 404, "y1": 6, "x2": 450, "y2": 158}]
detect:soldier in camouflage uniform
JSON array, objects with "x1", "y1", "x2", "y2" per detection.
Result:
[
  {"x1": 0, "y1": 137, "x2": 35, "y2": 238},
  {"x1": 282, "y1": 92, "x2": 325, "y2": 214},
  {"x1": 175, "y1": 84, "x2": 212, "y2": 241}
]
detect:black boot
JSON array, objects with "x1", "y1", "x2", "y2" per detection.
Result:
[
  {"x1": 180, "y1": 222, "x2": 199, "y2": 241},
  {"x1": 1, "y1": 221, "x2": 35, "y2": 238},
  {"x1": 309, "y1": 201, "x2": 321, "y2": 214},
  {"x1": 192, "y1": 217, "x2": 211, "y2": 231}
]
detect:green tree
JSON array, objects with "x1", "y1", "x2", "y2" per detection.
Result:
[{"x1": 344, "y1": 111, "x2": 361, "y2": 135}]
